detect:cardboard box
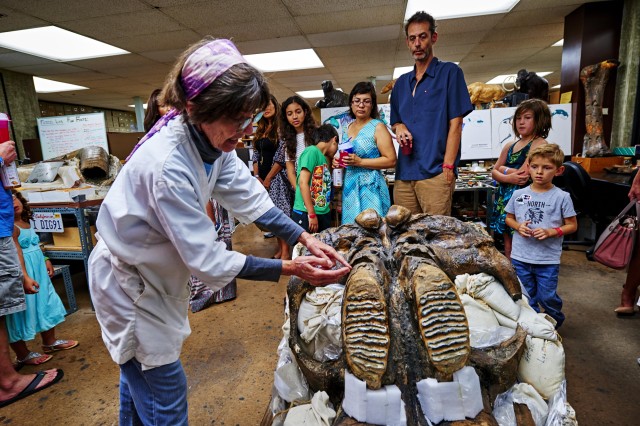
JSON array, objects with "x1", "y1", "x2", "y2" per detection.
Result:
[
  {"x1": 571, "y1": 155, "x2": 623, "y2": 173},
  {"x1": 52, "y1": 225, "x2": 97, "y2": 249},
  {"x1": 25, "y1": 187, "x2": 96, "y2": 204}
]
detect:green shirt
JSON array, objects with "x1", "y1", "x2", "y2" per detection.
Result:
[{"x1": 293, "y1": 145, "x2": 332, "y2": 215}]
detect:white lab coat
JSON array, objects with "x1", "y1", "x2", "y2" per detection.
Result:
[{"x1": 88, "y1": 116, "x2": 274, "y2": 367}]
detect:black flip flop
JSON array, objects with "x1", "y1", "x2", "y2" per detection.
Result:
[{"x1": 0, "y1": 369, "x2": 64, "y2": 408}]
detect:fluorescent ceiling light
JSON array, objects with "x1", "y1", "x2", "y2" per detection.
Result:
[
  {"x1": 297, "y1": 89, "x2": 341, "y2": 99},
  {"x1": 0, "y1": 26, "x2": 129, "y2": 61},
  {"x1": 393, "y1": 66, "x2": 413, "y2": 79},
  {"x1": 244, "y1": 49, "x2": 324, "y2": 72},
  {"x1": 128, "y1": 104, "x2": 148, "y2": 109},
  {"x1": 405, "y1": 0, "x2": 519, "y2": 21},
  {"x1": 486, "y1": 72, "x2": 552, "y2": 85},
  {"x1": 552, "y1": 39, "x2": 564, "y2": 47},
  {"x1": 33, "y1": 77, "x2": 88, "y2": 93},
  {"x1": 552, "y1": 85, "x2": 561, "y2": 89}
]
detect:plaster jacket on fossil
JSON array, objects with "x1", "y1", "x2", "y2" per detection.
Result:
[{"x1": 286, "y1": 206, "x2": 530, "y2": 425}]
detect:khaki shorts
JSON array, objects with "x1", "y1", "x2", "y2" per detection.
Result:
[
  {"x1": 0, "y1": 236, "x2": 25, "y2": 316},
  {"x1": 394, "y1": 173, "x2": 455, "y2": 215}
]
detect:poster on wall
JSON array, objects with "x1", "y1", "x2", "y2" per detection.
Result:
[
  {"x1": 490, "y1": 107, "x2": 518, "y2": 158},
  {"x1": 489, "y1": 105, "x2": 572, "y2": 158},
  {"x1": 546, "y1": 104, "x2": 572, "y2": 154},
  {"x1": 461, "y1": 109, "x2": 492, "y2": 160},
  {"x1": 37, "y1": 112, "x2": 109, "y2": 160}
]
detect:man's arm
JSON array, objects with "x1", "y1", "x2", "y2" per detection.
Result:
[{"x1": 442, "y1": 116, "x2": 463, "y2": 183}]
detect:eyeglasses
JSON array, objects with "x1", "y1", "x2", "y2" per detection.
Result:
[
  {"x1": 352, "y1": 98, "x2": 372, "y2": 106},
  {"x1": 233, "y1": 116, "x2": 259, "y2": 133}
]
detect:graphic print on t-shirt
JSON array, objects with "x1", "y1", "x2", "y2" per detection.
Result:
[
  {"x1": 515, "y1": 194, "x2": 547, "y2": 225},
  {"x1": 310, "y1": 165, "x2": 330, "y2": 208}
]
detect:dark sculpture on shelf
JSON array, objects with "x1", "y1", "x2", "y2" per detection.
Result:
[
  {"x1": 516, "y1": 69, "x2": 549, "y2": 102},
  {"x1": 580, "y1": 59, "x2": 619, "y2": 157},
  {"x1": 315, "y1": 80, "x2": 350, "y2": 108}
]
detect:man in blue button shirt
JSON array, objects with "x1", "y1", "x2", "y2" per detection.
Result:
[{"x1": 390, "y1": 11, "x2": 473, "y2": 215}]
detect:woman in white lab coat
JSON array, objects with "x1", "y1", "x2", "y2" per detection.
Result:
[{"x1": 88, "y1": 37, "x2": 350, "y2": 425}]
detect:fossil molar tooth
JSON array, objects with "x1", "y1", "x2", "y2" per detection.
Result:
[
  {"x1": 385, "y1": 204, "x2": 412, "y2": 228},
  {"x1": 342, "y1": 263, "x2": 389, "y2": 390},
  {"x1": 411, "y1": 262, "x2": 470, "y2": 375},
  {"x1": 355, "y1": 208, "x2": 382, "y2": 230}
]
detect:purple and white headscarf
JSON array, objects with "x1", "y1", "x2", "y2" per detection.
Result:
[{"x1": 126, "y1": 39, "x2": 247, "y2": 161}]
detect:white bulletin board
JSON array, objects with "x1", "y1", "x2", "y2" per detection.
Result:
[
  {"x1": 461, "y1": 109, "x2": 492, "y2": 160},
  {"x1": 37, "y1": 112, "x2": 109, "y2": 160},
  {"x1": 489, "y1": 105, "x2": 572, "y2": 159}
]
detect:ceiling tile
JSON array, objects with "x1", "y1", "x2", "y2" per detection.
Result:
[
  {"x1": 282, "y1": 0, "x2": 403, "y2": 16},
  {"x1": 308, "y1": 25, "x2": 401, "y2": 48},
  {"x1": 0, "y1": 6, "x2": 48, "y2": 31},
  {"x1": 68, "y1": 55, "x2": 160, "y2": 72},
  {"x1": 5, "y1": 62, "x2": 89, "y2": 76},
  {"x1": 109, "y1": 30, "x2": 202, "y2": 53},
  {"x1": 194, "y1": 18, "x2": 301, "y2": 42},
  {"x1": 493, "y1": 6, "x2": 576, "y2": 29},
  {"x1": 138, "y1": 49, "x2": 185, "y2": 64},
  {"x1": 164, "y1": 0, "x2": 290, "y2": 28},
  {"x1": 61, "y1": 10, "x2": 185, "y2": 41},
  {"x1": 0, "y1": 52, "x2": 52, "y2": 68},
  {"x1": 1, "y1": 0, "x2": 149, "y2": 22},
  {"x1": 236, "y1": 36, "x2": 311, "y2": 55},
  {"x1": 295, "y1": 5, "x2": 403, "y2": 33}
]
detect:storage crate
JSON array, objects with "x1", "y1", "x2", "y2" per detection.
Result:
[
  {"x1": 570, "y1": 155, "x2": 623, "y2": 173},
  {"x1": 52, "y1": 226, "x2": 97, "y2": 249}
]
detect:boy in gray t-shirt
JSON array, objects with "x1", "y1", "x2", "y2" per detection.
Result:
[{"x1": 505, "y1": 144, "x2": 577, "y2": 327}]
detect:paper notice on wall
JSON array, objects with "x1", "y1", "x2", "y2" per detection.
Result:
[{"x1": 37, "y1": 112, "x2": 109, "y2": 160}]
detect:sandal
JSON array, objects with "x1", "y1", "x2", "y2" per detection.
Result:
[
  {"x1": 0, "y1": 369, "x2": 64, "y2": 408},
  {"x1": 14, "y1": 352, "x2": 53, "y2": 369},
  {"x1": 42, "y1": 339, "x2": 79, "y2": 354}
]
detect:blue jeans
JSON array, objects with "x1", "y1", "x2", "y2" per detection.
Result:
[
  {"x1": 119, "y1": 358, "x2": 188, "y2": 425},
  {"x1": 511, "y1": 259, "x2": 564, "y2": 328}
]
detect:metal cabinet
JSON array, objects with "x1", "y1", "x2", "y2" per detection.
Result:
[{"x1": 31, "y1": 200, "x2": 101, "y2": 286}]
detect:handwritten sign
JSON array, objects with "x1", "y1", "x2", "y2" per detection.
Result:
[
  {"x1": 30, "y1": 211, "x2": 64, "y2": 233},
  {"x1": 37, "y1": 112, "x2": 108, "y2": 160}
]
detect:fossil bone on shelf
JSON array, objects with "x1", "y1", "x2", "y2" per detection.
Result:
[{"x1": 279, "y1": 206, "x2": 530, "y2": 426}]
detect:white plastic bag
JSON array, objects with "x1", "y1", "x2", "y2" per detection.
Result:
[
  {"x1": 545, "y1": 381, "x2": 578, "y2": 426},
  {"x1": 274, "y1": 336, "x2": 310, "y2": 402},
  {"x1": 493, "y1": 383, "x2": 549, "y2": 426},
  {"x1": 297, "y1": 284, "x2": 344, "y2": 362},
  {"x1": 469, "y1": 326, "x2": 516, "y2": 348}
]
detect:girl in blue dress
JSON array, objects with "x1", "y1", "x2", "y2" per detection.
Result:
[
  {"x1": 335, "y1": 82, "x2": 396, "y2": 224},
  {"x1": 7, "y1": 192, "x2": 78, "y2": 368}
]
